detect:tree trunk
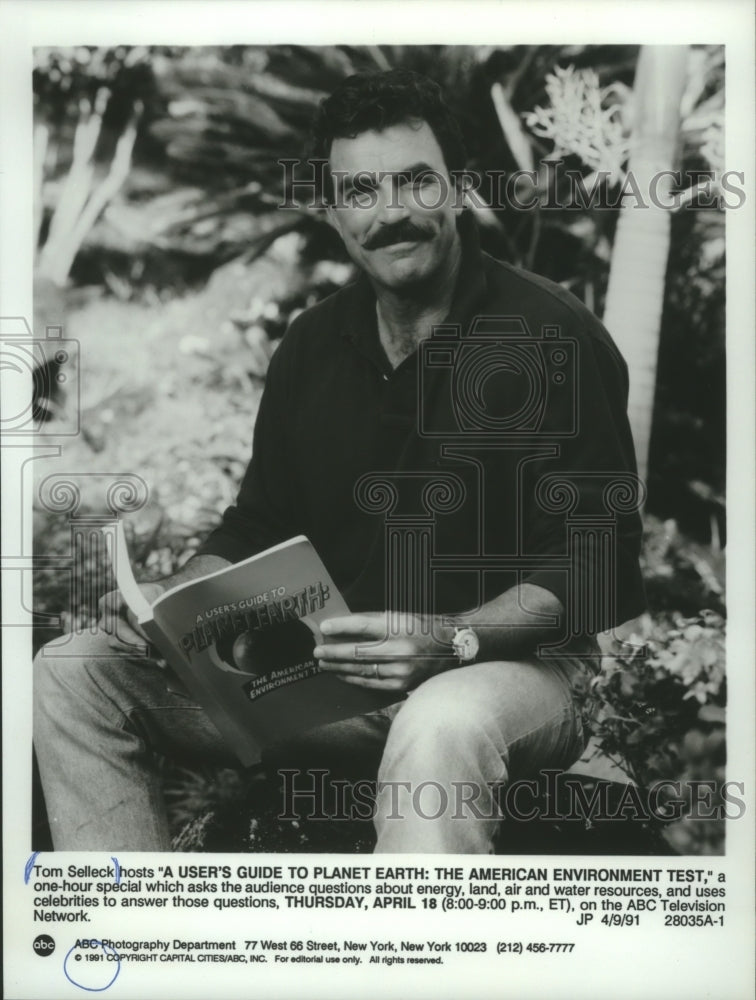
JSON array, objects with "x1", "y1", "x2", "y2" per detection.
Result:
[
  {"x1": 602, "y1": 46, "x2": 689, "y2": 484},
  {"x1": 36, "y1": 92, "x2": 140, "y2": 287}
]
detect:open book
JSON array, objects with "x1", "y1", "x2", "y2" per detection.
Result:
[{"x1": 114, "y1": 524, "x2": 395, "y2": 766}]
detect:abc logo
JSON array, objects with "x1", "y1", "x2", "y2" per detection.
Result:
[{"x1": 33, "y1": 934, "x2": 55, "y2": 957}]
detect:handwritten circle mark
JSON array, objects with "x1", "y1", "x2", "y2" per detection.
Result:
[{"x1": 64, "y1": 941, "x2": 120, "y2": 992}]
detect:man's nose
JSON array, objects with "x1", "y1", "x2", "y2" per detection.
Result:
[{"x1": 373, "y1": 174, "x2": 411, "y2": 222}]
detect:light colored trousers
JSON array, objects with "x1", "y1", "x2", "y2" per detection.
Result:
[{"x1": 33, "y1": 631, "x2": 594, "y2": 854}]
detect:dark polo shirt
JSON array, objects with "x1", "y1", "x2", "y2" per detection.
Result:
[{"x1": 198, "y1": 219, "x2": 646, "y2": 634}]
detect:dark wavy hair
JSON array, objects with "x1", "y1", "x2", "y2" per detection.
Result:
[{"x1": 310, "y1": 69, "x2": 467, "y2": 200}]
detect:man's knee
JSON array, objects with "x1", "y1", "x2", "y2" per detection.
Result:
[
  {"x1": 380, "y1": 669, "x2": 488, "y2": 767},
  {"x1": 378, "y1": 658, "x2": 566, "y2": 779}
]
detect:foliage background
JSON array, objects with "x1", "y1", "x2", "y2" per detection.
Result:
[{"x1": 31, "y1": 44, "x2": 727, "y2": 854}]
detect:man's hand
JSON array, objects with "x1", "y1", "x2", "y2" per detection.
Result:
[
  {"x1": 97, "y1": 554, "x2": 230, "y2": 652},
  {"x1": 98, "y1": 583, "x2": 166, "y2": 651},
  {"x1": 313, "y1": 612, "x2": 457, "y2": 692}
]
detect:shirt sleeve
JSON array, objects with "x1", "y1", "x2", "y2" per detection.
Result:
[
  {"x1": 520, "y1": 322, "x2": 647, "y2": 632},
  {"x1": 195, "y1": 336, "x2": 299, "y2": 563}
]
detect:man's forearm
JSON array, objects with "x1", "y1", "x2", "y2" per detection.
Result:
[{"x1": 440, "y1": 583, "x2": 565, "y2": 662}]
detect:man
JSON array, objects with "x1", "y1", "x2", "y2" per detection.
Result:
[{"x1": 34, "y1": 70, "x2": 645, "y2": 853}]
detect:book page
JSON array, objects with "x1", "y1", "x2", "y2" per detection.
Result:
[{"x1": 111, "y1": 520, "x2": 153, "y2": 622}]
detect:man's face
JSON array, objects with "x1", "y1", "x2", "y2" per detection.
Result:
[{"x1": 326, "y1": 120, "x2": 463, "y2": 292}]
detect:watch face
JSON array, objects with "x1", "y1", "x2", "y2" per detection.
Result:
[{"x1": 454, "y1": 628, "x2": 479, "y2": 662}]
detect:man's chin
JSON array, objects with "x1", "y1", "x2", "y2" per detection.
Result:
[{"x1": 371, "y1": 255, "x2": 437, "y2": 291}]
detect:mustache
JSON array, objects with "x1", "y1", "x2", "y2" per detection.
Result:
[{"x1": 363, "y1": 221, "x2": 432, "y2": 250}]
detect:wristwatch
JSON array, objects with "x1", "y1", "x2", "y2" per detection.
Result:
[{"x1": 451, "y1": 626, "x2": 480, "y2": 663}]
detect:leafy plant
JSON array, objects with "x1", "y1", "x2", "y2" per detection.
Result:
[{"x1": 590, "y1": 610, "x2": 726, "y2": 853}]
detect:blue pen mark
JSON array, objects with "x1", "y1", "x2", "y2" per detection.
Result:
[
  {"x1": 111, "y1": 857, "x2": 121, "y2": 884},
  {"x1": 64, "y1": 941, "x2": 120, "y2": 992},
  {"x1": 24, "y1": 852, "x2": 40, "y2": 884}
]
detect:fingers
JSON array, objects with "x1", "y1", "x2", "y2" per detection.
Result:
[
  {"x1": 96, "y1": 586, "x2": 156, "y2": 655},
  {"x1": 106, "y1": 619, "x2": 149, "y2": 652},
  {"x1": 317, "y1": 658, "x2": 408, "y2": 692},
  {"x1": 97, "y1": 589, "x2": 145, "y2": 650},
  {"x1": 98, "y1": 589, "x2": 125, "y2": 631},
  {"x1": 321, "y1": 662, "x2": 407, "y2": 691},
  {"x1": 320, "y1": 614, "x2": 386, "y2": 639},
  {"x1": 125, "y1": 606, "x2": 149, "y2": 638},
  {"x1": 317, "y1": 658, "x2": 395, "y2": 677},
  {"x1": 337, "y1": 675, "x2": 406, "y2": 691},
  {"x1": 315, "y1": 611, "x2": 435, "y2": 693},
  {"x1": 314, "y1": 642, "x2": 366, "y2": 662},
  {"x1": 314, "y1": 637, "x2": 417, "y2": 663}
]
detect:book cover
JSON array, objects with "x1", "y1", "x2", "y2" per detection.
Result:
[{"x1": 114, "y1": 524, "x2": 395, "y2": 766}]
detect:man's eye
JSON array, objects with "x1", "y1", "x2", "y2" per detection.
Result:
[{"x1": 345, "y1": 188, "x2": 374, "y2": 206}]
